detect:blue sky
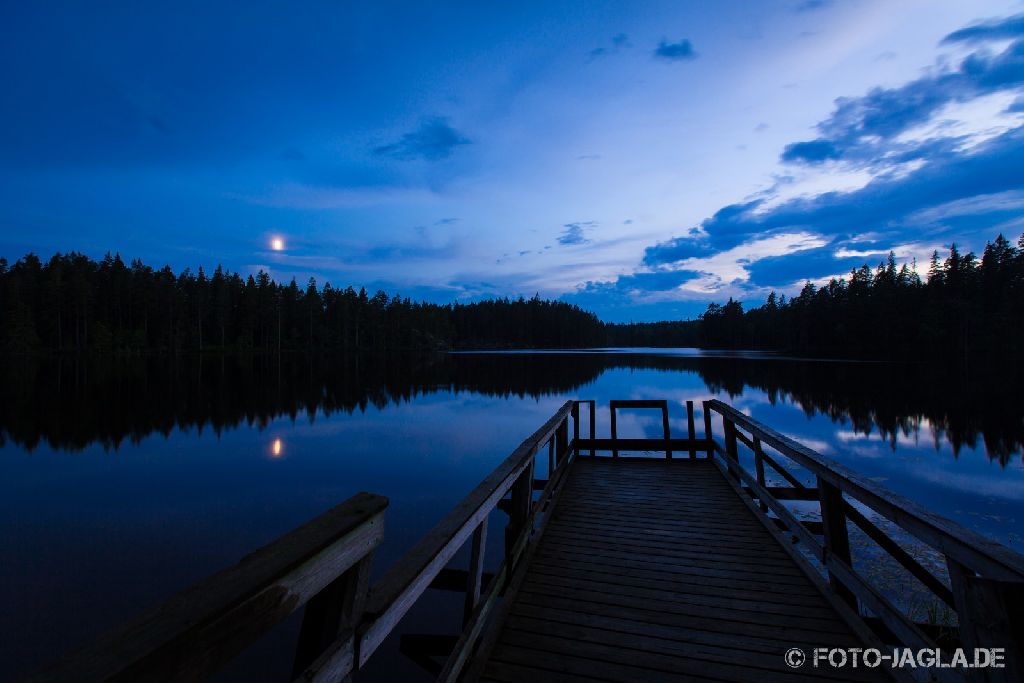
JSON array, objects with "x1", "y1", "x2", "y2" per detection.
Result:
[{"x1": 2, "y1": 1, "x2": 1023, "y2": 321}]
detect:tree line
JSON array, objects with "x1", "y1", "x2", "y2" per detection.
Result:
[
  {"x1": 698, "y1": 232, "x2": 1024, "y2": 359},
  {"x1": 1, "y1": 230, "x2": 1021, "y2": 358},
  {"x1": 0, "y1": 252, "x2": 605, "y2": 353},
  {"x1": 606, "y1": 231, "x2": 1024, "y2": 359}
]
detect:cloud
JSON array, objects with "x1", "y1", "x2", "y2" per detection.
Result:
[
  {"x1": 654, "y1": 39, "x2": 697, "y2": 61},
  {"x1": 795, "y1": 0, "x2": 831, "y2": 11},
  {"x1": 588, "y1": 33, "x2": 631, "y2": 60},
  {"x1": 941, "y1": 13, "x2": 1024, "y2": 45},
  {"x1": 745, "y1": 246, "x2": 866, "y2": 287},
  {"x1": 781, "y1": 139, "x2": 841, "y2": 163},
  {"x1": 575, "y1": 14, "x2": 1024, "y2": 319},
  {"x1": 781, "y1": 38, "x2": 1024, "y2": 169},
  {"x1": 558, "y1": 221, "x2": 596, "y2": 245},
  {"x1": 373, "y1": 117, "x2": 470, "y2": 161}
]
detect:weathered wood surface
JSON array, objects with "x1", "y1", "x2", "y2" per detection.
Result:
[
  {"x1": 32, "y1": 492, "x2": 387, "y2": 683},
  {"x1": 706, "y1": 399, "x2": 1024, "y2": 581},
  {"x1": 477, "y1": 459, "x2": 877, "y2": 682}
]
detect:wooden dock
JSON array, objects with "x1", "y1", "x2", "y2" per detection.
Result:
[
  {"x1": 31, "y1": 399, "x2": 1024, "y2": 683},
  {"x1": 475, "y1": 458, "x2": 874, "y2": 682}
]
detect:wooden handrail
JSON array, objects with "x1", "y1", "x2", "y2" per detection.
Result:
[
  {"x1": 357, "y1": 400, "x2": 576, "y2": 668},
  {"x1": 32, "y1": 492, "x2": 387, "y2": 683},
  {"x1": 609, "y1": 399, "x2": 671, "y2": 458},
  {"x1": 704, "y1": 398, "x2": 1024, "y2": 677},
  {"x1": 705, "y1": 399, "x2": 1024, "y2": 581},
  {"x1": 575, "y1": 437, "x2": 710, "y2": 452}
]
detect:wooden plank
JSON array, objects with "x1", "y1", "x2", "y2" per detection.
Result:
[
  {"x1": 533, "y1": 539, "x2": 808, "y2": 579},
  {"x1": 513, "y1": 591, "x2": 857, "y2": 645},
  {"x1": 508, "y1": 603, "x2": 834, "y2": 657},
  {"x1": 481, "y1": 659, "x2": 603, "y2": 683},
  {"x1": 525, "y1": 559, "x2": 831, "y2": 607},
  {"x1": 517, "y1": 581, "x2": 852, "y2": 633},
  {"x1": 490, "y1": 643, "x2": 722, "y2": 683},
  {"x1": 529, "y1": 554, "x2": 817, "y2": 596},
  {"x1": 500, "y1": 622, "x2": 874, "y2": 682},
  {"x1": 519, "y1": 567, "x2": 839, "y2": 619},
  {"x1": 554, "y1": 503, "x2": 772, "y2": 526},
  {"x1": 539, "y1": 527, "x2": 795, "y2": 561},
  {"x1": 34, "y1": 493, "x2": 387, "y2": 683}
]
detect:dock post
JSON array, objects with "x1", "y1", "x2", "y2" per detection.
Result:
[
  {"x1": 588, "y1": 401, "x2": 596, "y2": 456},
  {"x1": 702, "y1": 401, "x2": 713, "y2": 457},
  {"x1": 464, "y1": 518, "x2": 489, "y2": 625},
  {"x1": 686, "y1": 400, "x2": 696, "y2": 459},
  {"x1": 572, "y1": 402, "x2": 579, "y2": 456},
  {"x1": 504, "y1": 458, "x2": 535, "y2": 575},
  {"x1": 292, "y1": 552, "x2": 375, "y2": 679},
  {"x1": 753, "y1": 437, "x2": 768, "y2": 513},
  {"x1": 817, "y1": 477, "x2": 857, "y2": 608},
  {"x1": 947, "y1": 558, "x2": 1024, "y2": 682},
  {"x1": 723, "y1": 418, "x2": 740, "y2": 479},
  {"x1": 556, "y1": 419, "x2": 569, "y2": 467}
]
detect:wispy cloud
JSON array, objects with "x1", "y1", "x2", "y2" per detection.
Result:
[
  {"x1": 589, "y1": 33, "x2": 631, "y2": 60},
  {"x1": 654, "y1": 39, "x2": 697, "y2": 62},
  {"x1": 582, "y1": 13, "x2": 1024, "y2": 311},
  {"x1": 373, "y1": 117, "x2": 470, "y2": 161},
  {"x1": 795, "y1": 0, "x2": 831, "y2": 12},
  {"x1": 558, "y1": 221, "x2": 596, "y2": 245},
  {"x1": 941, "y1": 13, "x2": 1024, "y2": 45}
]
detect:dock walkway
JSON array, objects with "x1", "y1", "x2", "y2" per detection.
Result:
[{"x1": 479, "y1": 458, "x2": 872, "y2": 682}]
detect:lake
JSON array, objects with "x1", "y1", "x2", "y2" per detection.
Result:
[{"x1": 2, "y1": 349, "x2": 1022, "y2": 680}]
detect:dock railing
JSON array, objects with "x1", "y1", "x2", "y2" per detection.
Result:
[
  {"x1": 31, "y1": 398, "x2": 1024, "y2": 682},
  {"x1": 31, "y1": 492, "x2": 388, "y2": 682},
  {"x1": 364, "y1": 399, "x2": 578, "y2": 683},
  {"x1": 702, "y1": 399, "x2": 1024, "y2": 682}
]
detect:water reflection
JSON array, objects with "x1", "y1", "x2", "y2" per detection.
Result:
[
  {"x1": 1, "y1": 350, "x2": 1022, "y2": 681},
  {"x1": 1, "y1": 351, "x2": 1021, "y2": 464}
]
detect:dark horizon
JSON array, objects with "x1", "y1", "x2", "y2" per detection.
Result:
[{"x1": 3, "y1": 229, "x2": 1022, "y2": 360}]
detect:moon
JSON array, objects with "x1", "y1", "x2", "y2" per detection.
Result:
[{"x1": 270, "y1": 237, "x2": 285, "y2": 251}]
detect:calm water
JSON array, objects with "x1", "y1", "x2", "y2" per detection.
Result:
[{"x1": 2, "y1": 350, "x2": 1022, "y2": 680}]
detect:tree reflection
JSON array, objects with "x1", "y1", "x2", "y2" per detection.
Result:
[{"x1": 1, "y1": 352, "x2": 1019, "y2": 464}]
